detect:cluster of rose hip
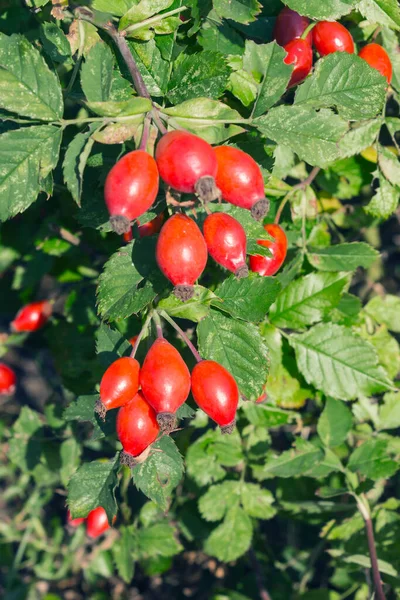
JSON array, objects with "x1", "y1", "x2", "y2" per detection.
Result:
[
  {"x1": 275, "y1": 7, "x2": 393, "y2": 87},
  {"x1": 0, "y1": 301, "x2": 52, "y2": 396},
  {"x1": 104, "y1": 129, "x2": 289, "y2": 303}
]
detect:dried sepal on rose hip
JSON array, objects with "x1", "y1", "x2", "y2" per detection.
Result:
[
  {"x1": 140, "y1": 338, "x2": 191, "y2": 433},
  {"x1": 214, "y1": 146, "x2": 269, "y2": 220},
  {"x1": 156, "y1": 213, "x2": 208, "y2": 301},
  {"x1": 191, "y1": 360, "x2": 239, "y2": 434},
  {"x1": 203, "y1": 212, "x2": 249, "y2": 278},
  {"x1": 0, "y1": 363, "x2": 16, "y2": 395},
  {"x1": 11, "y1": 300, "x2": 52, "y2": 333},
  {"x1": 95, "y1": 356, "x2": 140, "y2": 420},
  {"x1": 86, "y1": 507, "x2": 116, "y2": 539},
  {"x1": 250, "y1": 223, "x2": 288, "y2": 277},
  {"x1": 117, "y1": 391, "x2": 160, "y2": 467},
  {"x1": 104, "y1": 150, "x2": 159, "y2": 235},
  {"x1": 155, "y1": 130, "x2": 220, "y2": 202}
]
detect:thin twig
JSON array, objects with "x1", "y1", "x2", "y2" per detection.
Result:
[
  {"x1": 248, "y1": 548, "x2": 273, "y2": 600},
  {"x1": 122, "y1": 5, "x2": 188, "y2": 36},
  {"x1": 356, "y1": 495, "x2": 386, "y2": 600},
  {"x1": 274, "y1": 167, "x2": 320, "y2": 224},
  {"x1": 130, "y1": 311, "x2": 153, "y2": 358},
  {"x1": 152, "y1": 312, "x2": 164, "y2": 339},
  {"x1": 159, "y1": 310, "x2": 202, "y2": 362},
  {"x1": 139, "y1": 113, "x2": 152, "y2": 151}
]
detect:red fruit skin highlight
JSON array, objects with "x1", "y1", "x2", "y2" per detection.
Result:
[
  {"x1": 117, "y1": 391, "x2": 159, "y2": 462},
  {"x1": 67, "y1": 509, "x2": 85, "y2": 527},
  {"x1": 358, "y1": 43, "x2": 392, "y2": 83},
  {"x1": 284, "y1": 39, "x2": 313, "y2": 86},
  {"x1": 312, "y1": 21, "x2": 355, "y2": 56},
  {"x1": 0, "y1": 363, "x2": 16, "y2": 395},
  {"x1": 203, "y1": 213, "x2": 248, "y2": 278},
  {"x1": 155, "y1": 130, "x2": 218, "y2": 196},
  {"x1": 250, "y1": 224, "x2": 288, "y2": 277},
  {"x1": 273, "y1": 7, "x2": 312, "y2": 47},
  {"x1": 98, "y1": 357, "x2": 140, "y2": 417},
  {"x1": 11, "y1": 300, "x2": 52, "y2": 332},
  {"x1": 86, "y1": 507, "x2": 114, "y2": 538},
  {"x1": 104, "y1": 150, "x2": 159, "y2": 233},
  {"x1": 191, "y1": 360, "x2": 239, "y2": 432}
]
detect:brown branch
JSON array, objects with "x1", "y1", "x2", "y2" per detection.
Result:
[
  {"x1": 248, "y1": 548, "x2": 273, "y2": 600},
  {"x1": 357, "y1": 495, "x2": 386, "y2": 600}
]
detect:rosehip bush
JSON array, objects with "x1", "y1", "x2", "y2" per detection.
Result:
[{"x1": 0, "y1": 2, "x2": 400, "y2": 600}]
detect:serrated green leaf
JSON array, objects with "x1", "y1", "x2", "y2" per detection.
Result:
[
  {"x1": 60, "y1": 438, "x2": 81, "y2": 488},
  {"x1": 242, "y1": 403, "x2": 295, "y2": 427},
  {"x1": 266, "y1": 364, "x2": 310, "y2": 409},
  {"x1": 365, "y1": 171, "x2": 399, "y2": 218},
  {"x1": 96, "y1": 322, "x2": 131, "y2": 363},
  {"x1": 358, "y1": 0, "x2": 400, "y2": 30},
  {"x1": 339, "y1": 119, "x2": 382, "y2": 158},
  {"x1": 282, "y1": 0, "x2": 358, "y2": 19},
  {"x1": 186, "y1": 429, "x2": 243, "y2": 486},
  {"x1": 86, "y1": 97, "x2": 151, "y2": 117},
  {"x1": 40, "y1": 22, "x2": 72, "y2": 64},
  {"x1": 348, "y1": 438, "x2": 398, "y2": 479},
  {"x1": 132, "y1": 436, "x2": 184, "y2": 511},
  {"x1": 91, "y1": 0, "x2": 132, "y2": 15},
  {"x1": 158, "y1": 286, "x2": 216, "y2": 322},
  {"x1": 167, "y1": 51, "x2": 230, "y2": 104},
  {"x1": 255, "y1": 438, "x2": 324, "y2": 479},
  {"x1": 378, "y1": 392, "x2": 400, "y2": 430},
  {"x1": 120, "y1": 0, "x2": 174, "y2": 30},
  {"x1": 197, "y1": 308, "x2": 269, "y2": 398},
  {"x1": 295, "y1": 53, "x2": 387, "y2": 121},
  {"x1": 343, "y1": 554, "x2": 399, "y2": 578},
  {"x1": 138, "y1": 523, "x2": 182, "y2": 557},
  {"x1": 68, "y1": 455, "x2": 119, "y2": 522},
  {"x1": 365, "y1": 294, "x2": 400, "y2": 332},
  {"x1": 255, "y1": 106, "x2": 348, "y2": 168},
  {"x1": 241, "y1": 483, "x2": 276, "y2": 519},
  {"x1": 290, "y1": 323, "x2": 392, "y2": 400},
  {"x1": 307, "y1": 242, "x2": 379, "y2": 272},
  {"x1": 317, "y1": 397, "x2": 353, "y2": 448},
  {"x1": 63, "y1": 123, "x2": 99, "y2": 206},
  {"x1": 363, "y1": 325, "x2": 400, "y2": 379},
  {"x1": 378, "y1": 144, "x2": 400, "y2": 187},
  {"x1": 164, "y1": 97, "x2": 243, "y2": 121},
  {"x1": 243, "y1": 41, "x2": 292, "y2": 117},
  {"x1": 0, "y1": 33, "x2": 63, "y2": 120},
  {"x1": 270, "y1": 271, "x2": 350, "y2": 329},
  {"x1": 64, "y1": 395, "x2": 116, "y2": 441},
  {"x1": 128, "y1": 38, "x2": 169, "y2": 96},
  {"x1": 213, "y1": 0, "x2": 261, "y2": 24},
  {"x1": 112, "y1": 525, "x2": 136, "y2": 583},
  {"x1": 199, "y1": 12, "x2": 245, "y2": 55},
  {"x1": 212, "y1": 273, "x2": 281, "y2": 323},
  {"x1": 81, "y1": 41, "x2": 114, "y2": 102},
  {"x1": 204, "y1": 505, "x2": 253, "y2": 562},
  {"x1": 306, "y1": 448, "x2": 344, "y2": 478},
  {"x1": 0, "y1": 125, "x2": 62, "y2": 221},
  {"x1": 8, "y1": 406, "x2": 42, "y2": 471},
  {"x1": 198, "y1": 481, "x2": 241, "y2": 522}
]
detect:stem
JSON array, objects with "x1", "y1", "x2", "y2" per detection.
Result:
[
  {"x1": 248, "y1": 548, "x2": 273, "y2": 600},
  {"x1": 123, "y1": 6, "x2": 188, "y2": 35},
  {"x1": 64, "y1": 19, "x2": 85, "y2": 97},
  {"x1": 301, "y1": 22, "x2": 316, "y2": 40},
  {"x1": 274, "y1": 167, "x2": 320, "y2": 225},
  {"x1": 159, "y1": 310, "x2": 202, "y2": 362},
  {"x1": 152, "y1": 312, "x2": 164, "y2": 339},
  {"x1": 356, "y1": 494, "x2": 386, "y2": 600},
  {"x1": 130, "y1": 311, "x2": 153, "y2": 358},
  {"x1": 139, "y1": 113, "x2": 152, "y2": 151},
  {"x1": 274, "y1": 192, "x2": 292, "y2": 224}
]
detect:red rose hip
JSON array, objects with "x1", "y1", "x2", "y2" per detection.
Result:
[
  {"x1": 138, "y1": 212, "x2": 165, "y2": 238},
  {"x1": 95, "y1": 356, "x2": 140, "y2": 419},
  {"x1": 312, "y1": 21, "x2": 354, "y2": 56},
  {"x1": 214, "y1": 146, "x2": 269, "y2": 220},
  {"x1": 86, "y1": 507, "x2": 115, "y2": 539},
  {"x1": 284, "y1": 39, "x2": 313, "y2": 86},
  {"x1": 11, "y1": 300, "x2": 52, "y2": 333},
  {"x1": 273, "y1": 7, "x2": 312, "y2": 47},
  {"x1": 203, "y1": 213, "x2": 248, "y2": 278},
  {"x1": 117, "y1": 391, "x2": 159, "y2": 467},
  {"x1": 67, "y1": 509, "x2": 85, "y2": 528},
  {"x1": 155, "y1": 130, "x2": 219, "y2": 201},
  {"x1": 358, "y1": 44, "x2": 392, "y2": 84},
  {"x1": 191, "y1": 360, "x2": 239, "y2": 433},
  {"x1": 104, "y1": 150, "x2": 159, "y2": 235},
  {"x1": 156, "y1": 214, "x2": 208, "y2": 301},
  {"x1": 0, "y1": 363, "x2": 16, "y2": 395},
  {"x1": 140, "y1": 338, "x2": 191, "y2": 433},
  {"x1": 249, "y1": 223, "x2": 288, "y2": 276}
]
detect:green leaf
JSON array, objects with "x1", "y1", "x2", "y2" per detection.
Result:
[
  {"x1": 365, "y1": 170, "x2": 399, "y2": 219},
  {"x1": 339, "y1": 119, "x2": 382, "y2": 158},
  {"x1": 199, "y1": 13, "x2": 245, "y2": 56},
  {"x1": 204, "y1": 505, "x2": 253, "y2": 562},
  {"x1": 348, "y1": 438, "x2": 398, "y2": 479},
  {"x1": 378, "y1": 144, "x2": 400, "y2": 187},
  {"x1": 307, "y1": 242, "x2": 379, "y2": 272},
  {"x1": 282, "y1": 0, "x2": 358, "y2": 19},
  {"x1": 0, "y1": 33, "x2": 63, "y2": 120},
  {"x1": 213, "y1": 0, "x2": 261, "y2": 24},
  {"x1": 128, "y1": 38, "x2": 169, "y2": 96},
  {"x1": 0, "y1": 125, "x2": 62, "y2": 221},
  {"x1": 255, "y1": 438, "x2": 324, "y2": 479},
  {"x1": 63, "y1": 123, "x2": 100, "y2": 206},
  {"x1": 378, "y1": 393, "x2": 400, "y2": 430},
  {"x1": 317, "y1": 397, "x2": 353, "y2": 448},
  {"x1": 95, "y1": 323, "x2": 131, "y2": 365},
  {"x1": 138, "y1": 523, "x2": 183, "y2": 557},
  {"x1": 199, "y1": 481, "x2": 241, "y2": 522},
  {"x1": 290, "y1": 323, "x2": 392, "y2": 400},
  {"x1": 60, "y1": 437, "x2": 81, "y2": 488},
  {"x1": 358, "y1": 0, "x2": 400, "y2": 30},
  {"x1": 243, "y1": 41, "x2": 292, "y2": 117},
  {"x1": 64, "y1": 395, "x2": 116, "y2": 441},
  {"x1": 40, "y1": 22, "x2": 72, "y2": 64},
  {"x1": 120, "y1": 0, "x2": 174, "y2": 29},
  {"x1": 242, "y1": 403, "x2": 295, "y2": 427},
  {"x1": 342, "y1": 554, "x2": 399, "y2": 578},
  {"x1": 255, "y1": 106, "x2": 348, "y2": 168},
  {"x1": 167, "y1": 51, "x2": 230, "y2": 104},
  {"x1": 91, "y1": 0, "x2": 132, "y2": 15},
  {"x1": 81, "y1": 41, "x2": 114, "y2": 102},
  {"x1": 270, "y1": 271, "x2": 350, "y2": 329},
  {"x1": 158, "y1": 286, "x2": 216, "y2": 323},
  {"x1": 295, "y1": 53, "x2": 387, "y2": 120},
  {"x1": 8, "y1": 406, "x2": 42, "y2": 471},
  {"x1": 241, "y1": 483, "x2": 276, "y2": 519},
  {"x1": 164, "y1": 97, "x2": 243, "y2": 122},
  {"x1": 132, "y1": 436, "x2": 184, "y2": 511},
  {"x1": 186, "y1": 429, "x2": 243, "y2": 486},
  {"x1": 365, "y1": 294, "x2": 400, "y2": 332},
  {"x1": 112, "y1": 526, "x2": 136, "y2": 583},
  {"x1": 97, "y1": 240, "x2": 163, "y2": 321},
  {"x1": 197, "y1": 308, "x2": 269, "y2": 399},
  {"x1": 212, "y1": 273, "x2": 281, "y2": 323},
  {"x1": 68, "y1": 455, "x2": 119, "y2": 523},
  {"x1": 86, "y1": 97, "x2": 151, "y2": 117},
  {"x1": 365, "y1": 325, "x2": 400, "y2": 380}
]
